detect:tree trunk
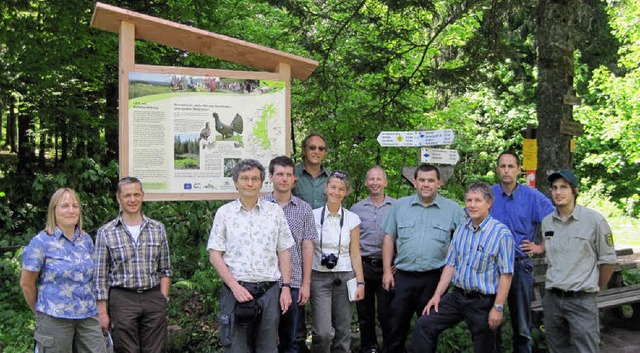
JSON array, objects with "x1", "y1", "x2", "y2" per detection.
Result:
[
  {"x1": 535, "y1": 0, "x2": 578, "y2": 197},
  {"x1": 7, "y1": 95, "x2": 17, "y2": 152},
  {"x1": 104, "y1": 70, "x2": 119, "y2": 163},
  {"x1": 17, "y1": 109, "x2": 35, "y2": 175}
]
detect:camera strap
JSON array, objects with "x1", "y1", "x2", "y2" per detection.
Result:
[{"x1": 320, "y1": 206, "x2": 345, "y2": 261}]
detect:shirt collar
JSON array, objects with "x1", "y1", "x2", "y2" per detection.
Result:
[
  {"x1": 362, "y1": 195, "x2": 393, "y2": 207},
  {"x1": 322, "y1": 205, "x2": 344, "y2": 219},
  {"x1": 53, "y1": 226, "x2": 82, "y2": 241},
  {"x1": 262, "y1": 193, "x2": 300, "y2": 207},
  {"x1": 234, "y1": 198, "x2": 264, "y2": 213},
  {"x1": 410, "y1": 193, "x2": 442, "y2": 208},
  {"x1": 464, "y1": 215, "x2": 493, "y2": 232},
  {"x1": 552, "y1": 204, "x2": 581, "y2": 221},
  {"x1": 115, "y1": 211, "x2": 149, "y2": 227}
]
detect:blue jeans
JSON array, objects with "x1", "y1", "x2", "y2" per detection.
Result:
[
  {"x1": 507, "y1": 258, "x2": 534, "y2": 353},
  {"x1": 279, "y1": 288, "x2": 300, "y2": 353}
]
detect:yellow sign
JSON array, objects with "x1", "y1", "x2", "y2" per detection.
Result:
[{"x1": 522, "y1": 138, "x2": 537, "y2": 170}]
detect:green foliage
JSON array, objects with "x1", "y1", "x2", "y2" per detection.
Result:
[{"x1": 0, "y1": 250, "x2": 34, "y2": 352}]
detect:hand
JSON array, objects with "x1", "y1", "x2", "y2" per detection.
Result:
[
  {"x1": 231, "y1": 284, "x2": 254, "y2": 303},
  {"x1": 354, "y1": 285, "x2": 365, "y2": 302},
  {"x1": 298, "y1": 283, "x2": 311, "y2": 305},
  {"x1": 382, "y1": 271, "x2": 395, "y2": 291},
  {"x1": 98, "y1": 311, "x2": 111, "y2": 334},
  {"x1": 520, "y1": 240, "x2": 541, "y2": 255},
  {"x1": 488, "y1": 307, "x2": 503, "y2": 331},
  {"x1": 280, "y1": 287, "x2": 292, "y2": 314},
  {"x1": 422, "y1": 295, "x2": 440, "y2": 315}
]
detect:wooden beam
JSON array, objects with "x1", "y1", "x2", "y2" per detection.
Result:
[{"x1": 91, "y1": 2, "x2": 318, "y2": 81}]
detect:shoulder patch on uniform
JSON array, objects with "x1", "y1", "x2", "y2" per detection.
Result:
[{"x1": 606, "y1": 233, "x2": 614, "y2": 247}]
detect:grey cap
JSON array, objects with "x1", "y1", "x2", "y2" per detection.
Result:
[{"x1": 548, "y1": 169, "x2": 579, "y2": 188}]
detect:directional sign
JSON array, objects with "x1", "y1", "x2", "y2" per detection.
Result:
[
  {"x1": 420, "y1": 148, "x2": 460, "y2": 165},
  {"x1": 416, "y1": 129, "x2": 455, "y2": 146},
  {"x1": 377, "y1": 129, "x2": 455, "y2": 147}
]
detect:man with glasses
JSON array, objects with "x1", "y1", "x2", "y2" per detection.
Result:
[
  {"x1": 350, "y1": 166, "x2": 395, "y2": 353},
  {"x1": 208, "y1": 159, "x2": 295, "y2": 352},
  {"x1": 381, "y1": 164, "x2": 466, "y2": 353},
  {"x1": 262, "y1": 156, "x2": 318, "y2": 353},
  {"x1": 293, "y1": 134, "x2": 330, "y2": 210},
  {"x1": 293, "y1": 134, "x2": 331, "y2": 352},
  {"x1": 94, "y1": 177, "x2": 172, "y2": 353}
]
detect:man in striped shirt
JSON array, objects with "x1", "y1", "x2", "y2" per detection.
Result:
[{"x1": 412, "y1": 181, "x2": 514, "y2": 353}]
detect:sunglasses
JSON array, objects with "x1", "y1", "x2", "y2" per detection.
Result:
[
  {"x1": 306, "y1": 145, "x2": 327, "y2": 152},
  {"x1": 330, "y1": 170, "x2": 349, "y2": 179}
]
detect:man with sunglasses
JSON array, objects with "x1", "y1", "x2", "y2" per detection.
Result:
[
  {"x1": 293, "y1": 134, "x2": 331, "y2": 210},
  {"x1": 381, "y1": 164, "x2": 466, "y2": 353},
  {"x1": 293, "y1": 134, "x2": 331, "y2": 352}
]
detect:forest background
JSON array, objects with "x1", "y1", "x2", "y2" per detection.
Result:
[{"x1": 1, "y1": 0, "x2": 639, "y2": 352}]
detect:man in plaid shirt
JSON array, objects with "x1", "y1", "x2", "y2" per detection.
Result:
[
  {"x1": 94, "y1": 177, "x2": 172, "y2": 353},
  {"x1": 262, "y1": 156, "x2": 318, "y2": 353}
]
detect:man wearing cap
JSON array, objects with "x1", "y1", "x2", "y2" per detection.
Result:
[
  {"x1": 531, "y1": 170, "x2": 616, "y2": 353},
  {"x1": 350, "y1": 166, "x2": 396, "y2": 353},
  {"x1": 490, "y1": 151, "x2": 554, "y2": 353}
]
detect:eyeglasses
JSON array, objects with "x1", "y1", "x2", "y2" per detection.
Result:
[
  {"x1": 238, "y1": 176, "x2": 262, "y2": 183},
  {"x1": 306, "y1": 145, "x2": 327, "y2": 152},
  {"x1": 57, "y1": 204, "x2": 80, "y2": 210},
  {"x1": 330, "y1": 170, "x2": 349, "y2": 179}
]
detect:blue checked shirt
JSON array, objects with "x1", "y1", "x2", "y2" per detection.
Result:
[
  {"x1": 447, "y1": 216, "x2": 515, "y2": 295},
  {"x1": 22, "y1": 228, "x2": 98, "y2": 319},
  {"x1": 94, "y1": 212, "x2": 172, "y2": 300},
  {"x1": 261, "y1": 193, "x2": 318, "y2": 288}
]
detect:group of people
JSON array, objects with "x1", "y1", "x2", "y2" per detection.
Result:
[
  {"x1": 19, "y1": 133, "x2": 617, "y2": 353},
  {"x1": 208, "y1": 135, "x2": 617, "y2": 353},
  {"x1": 21, "y1": 177, "x2": 171, "y2": 353}
]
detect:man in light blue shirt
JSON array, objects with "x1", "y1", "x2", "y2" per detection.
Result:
[
  {"x1": 490, "y1": 151, "x2": 554, "y2": 353},
  {"x1": 412, "y1": 181, "x2": 514, "y2": 353},
  {"x1": 381, "y1": 164, "x2": 466, "y2": 353}
]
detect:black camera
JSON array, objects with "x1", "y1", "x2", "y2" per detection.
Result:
[{"x1": 321, "y1": 253, "x2": 339, "y2": 269}]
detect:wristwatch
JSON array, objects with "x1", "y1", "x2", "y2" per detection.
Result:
[
  {"x1": 493, "y1": 304, "x2": 504, "y2": 312},
  {"x1": 357, "y1": 282, "x2": 365, "y2": 286},
  {"x1": 282, "y1": 283, "x2": 291, "y2": 288}
]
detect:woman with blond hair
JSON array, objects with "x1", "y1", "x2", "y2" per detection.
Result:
[
  {"x1": 310, "y1": 171, "x2": 365, "y2": 353},
  {"x1": 20, "y1": 188, "x2": 107, "y2": 353}
]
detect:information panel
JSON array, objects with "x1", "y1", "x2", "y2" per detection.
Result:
[{"x1": 127, "y1": 72, "x2": 286, "y2": 195}]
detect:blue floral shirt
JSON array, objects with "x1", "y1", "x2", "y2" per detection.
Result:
[{"x1": 22, "y1": 228, "x2": 98, "y2": 319}]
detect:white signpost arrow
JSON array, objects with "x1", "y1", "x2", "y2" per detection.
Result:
[
  {"x1": 377, "y1": 129, "x2": 455, "y2": 147},
  {"x1": 420, "y1": 148, "x2": 460, "y2": 165}
]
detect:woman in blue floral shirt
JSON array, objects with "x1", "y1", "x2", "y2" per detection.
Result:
[{"x1": 20, "y1": 188, "x2": 107, "y2": 353}]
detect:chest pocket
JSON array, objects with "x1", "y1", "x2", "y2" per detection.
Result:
[
  {"x1": 432, "y1": 221, "x2": 453, "y2": 243},
  {"x1": 470, "y1": 247, "x2": 496, "y2": 273},
  {"x1": 397, "y1": 220, "x2": 415, "y2": 240}
]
